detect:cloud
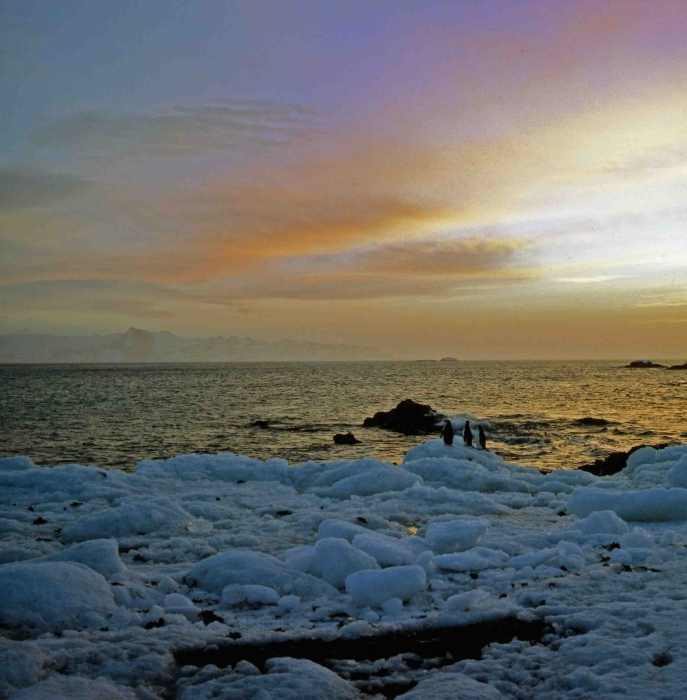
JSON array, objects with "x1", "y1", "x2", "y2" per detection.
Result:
[
  {"x1": 217, "y1": 236, "x2": 534, "y2": 301},
  {"x1": 0, "y1": 167, "x2": 88, "y2": 211},
  {"x1": 349, "y1": 237, "x2": 529, "y2": 276},
  {"x1": 31, "y1": 100, "x2": 320, "y2": 158}
]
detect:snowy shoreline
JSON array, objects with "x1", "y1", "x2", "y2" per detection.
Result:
[{"x1": 2, "y1": 440, "x2": 687, "y2": 699}]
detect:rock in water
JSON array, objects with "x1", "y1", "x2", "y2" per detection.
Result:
[
  {"x1": 362, "y1": 399, "x2": 443, "y2": 435},
  {"x1": 626, "y1": 360, "x2": 665, "y2": 368},
  {"x1": 579, "y1": 443, "x2": 671, "y2": 476},
  {"x1": 333, "y1": 432, "x2": 361, "y2": 445},
  {"x1": 575, "y1": 417, "x2": 612, "y2": 426}
]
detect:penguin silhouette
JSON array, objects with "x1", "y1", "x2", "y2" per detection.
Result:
[
  {"x1": 477, "y1": 425, "x2": 487, "y2": 451},
  {"x1": 441, "y1": 420, "x2": 454, "y2": 446},
  {"x1": 463, "y1": 420, "x2": 473, "y2": 448}
]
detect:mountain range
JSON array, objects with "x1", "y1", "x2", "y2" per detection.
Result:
[{"x1": 0, "y1": 328, "x2": 385, "y2": 363}]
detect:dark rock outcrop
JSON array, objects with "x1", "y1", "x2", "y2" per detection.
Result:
[
  {"x1": 250, "y1": 420, "x2": 270, "y2": 429},
  {"x1": 627, "y1": 361, "x2": 665, "y2": 368},
  {"x1": 575, "y1": 417, "x2": 612, "y2": 427},
  {"x1": 363, "y1": 399, "x2": 443, "y2": 435},
  {"x1": 668, "y1": 363, "x2": 687, "y2": 370},
  {"x1": 579, "y1": 443, "x2": 671, "y2": 476},
  {"x1": 333, "y1": 432, "x2": 361, "y2": 445}
]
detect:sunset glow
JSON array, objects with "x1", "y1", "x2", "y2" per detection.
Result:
[{"x1": 2, "y1": 0, "x2": 686, "y2": 358}]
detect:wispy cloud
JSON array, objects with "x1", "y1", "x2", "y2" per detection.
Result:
[
  {"x1": 0, "y1": 167, "x2": 88, "y2": 211},
  {"x1": 32, "y1": 100, "x2": 320, "y2": 158}
]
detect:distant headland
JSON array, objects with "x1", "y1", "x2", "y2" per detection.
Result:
[{"x1": 0, "y1": 328, "x2": 386, "y2": 363}]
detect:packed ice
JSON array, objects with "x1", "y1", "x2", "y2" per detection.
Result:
[{"x1": 2, "y1": 439, "x2": 687, "y2": 698}]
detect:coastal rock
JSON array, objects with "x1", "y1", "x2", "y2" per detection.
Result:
[
  {"x1": 362, "y1": 399, "x2": 443, "y2": 435},
  {"x1": 333, "y1": 432, "x2": 361, "y2": 445},
  {"x1": 668, "y1": 362, "x2": 687, "y2": 370},
  {"x1": 626, "y1": 360, "x2": 665, "y2": 368},
  {"x1": 250, "y1": 420, "x2": 270, "y2": 429},
  {"x1": 579, "y1": 443, "x2": 671, "y2": 476}
]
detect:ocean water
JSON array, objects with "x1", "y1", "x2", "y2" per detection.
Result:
[{"x1": 1, "y1": 361, "x2": 685, "y2": 473}]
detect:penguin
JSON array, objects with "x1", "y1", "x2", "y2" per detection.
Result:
[
  {"x1": 441, "y1": 419, "x2": 454, "y2": 446},
  {"x1": 463, "y1": 420, "x2": 473, "y2": 448},
  {"x1": 477, "y1": 425, "x2": 487, "y2": 451}
]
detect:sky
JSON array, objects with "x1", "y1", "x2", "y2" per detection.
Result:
[{"x1": 1, "y1": 0, "x2": 686, "y2": 359}]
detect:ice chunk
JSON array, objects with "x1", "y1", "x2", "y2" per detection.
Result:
[
  {"x1": 572, "y1": 510, "x2": 629, "y2": 536},
  {"x1": 567, "y1": 487, "x2": 687, "y2": 521},
  {"x1": 625, "y1": 446, "x2": 657, "y2": 473},
  {"x1": 317, "y1": 519, "x2": 371, "y2": 542},
  {"x1": 396, "y1": 672, "x2": 505, "y2": 699},
  {"x1": 12, "y1": 676, "x2": 137, "y2": 699},
  {"x1": 184, "y1": 551, "x2": 337, "y2": 598},
  {"x1": 277, "y1": 595, "x2": 301, "y2": 612},
  {"x1": 163, "y1": 593, "x2": 200, "y2": 616},
  {"x1": 286, "y1": 538, "x2": 379, "y2": 588},
  {"x1": 346, "y1": 565, "x2": 427, "y2": 607},
  {"x1": 619, "y1": 528, "x2": 654, "y2": 550},
  {"x1": 435, "y1": 547, "x2": 509, "y2": 572},
  {"x1": 178, "y1": 657, "x2": 358, "y2": 700},
  {"x1": 30, "y1": 539, "x2": 125, "y2": 578},
  {"x1": 425, "y1": 518, "x2": 489, "y2": 553},
  {"x1": 315, "y1": 463, "x2": 421, "y2": 499},
  {"x1": 667, "y1": 455, "x2": 687, "y2": 488},
  {"x1": 0, "y1": 518, "x2": 25, "y2": 535},
  {"x1": 0, "y1": 640, "x2": 52, "y2": 698},
  {"x1": 0, "y1": 456, "x2": 37, "y2": 472},
  {"x1": 352, "y1": 532, "x2": 414, "y2": 567},
  {"x1": 381, "y1": 597, "x2": 404, "y2": 615},
  {"x1": 445, "y1": 588, "x2": 492, "y2": 612},
  {"x1": 610, "y1": 549, "x2": 632, "y2": 565},
  {"x1": 222, "y1": 584, "x2": 280, "y2": 606},
  {"x1": 0, "y1": 562, "x2": 115, "y2": 633},
  {"x1": 136, "y1": 452, "x2": 291, "y2": 485},
  {"x1": 655, "y1": 445, "x2": 687, "y2": 462},
  {"x1": 61, "y1": 497, "x2": 195, "y2": 542}
]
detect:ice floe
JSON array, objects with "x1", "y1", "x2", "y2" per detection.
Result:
[{"x1": 2, "y1": 440, "x2": 687, "y2": 698}]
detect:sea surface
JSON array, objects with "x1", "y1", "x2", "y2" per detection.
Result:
[{"x1": 1, "y1": 361, "x2": 685, "y2": 473}]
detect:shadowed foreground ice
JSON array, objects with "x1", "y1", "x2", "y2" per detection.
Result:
[{"x1": 2, "y1": 440, "x2": 687, "y2": 698}]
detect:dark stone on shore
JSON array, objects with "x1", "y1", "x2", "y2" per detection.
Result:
[
  {"x1": 575, "y1": 417, "x2": 612, "y2": 426},
  {"x1": 250, "y1": 420, "x2": 270, "y2": 429},
  {"x1": 333, "y1": 432, "x2": 361, "y2": 445},
  {"x1": 668, "y1": 363, "x2": 687, "y2": 370},
  {"x1": 174, "y1": 616, "x2": 547, "y2": 672},
  {"x1": 626, "y1": 361, "x2": 665, "y2": 368},
  {"x1": 579, "y1": 443, "x2": 672, "y2": 476},
  {"x1": 363, "y1": 399, "x2": 443, "y2": 435}
]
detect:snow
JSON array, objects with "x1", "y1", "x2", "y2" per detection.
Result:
[{"x1": 3, "y1": 440, "x2": 687, "y2": 698}]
